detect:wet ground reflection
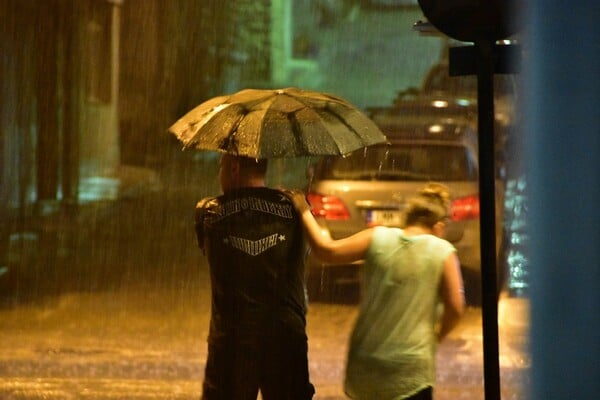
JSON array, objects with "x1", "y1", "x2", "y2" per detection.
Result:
[{"x1": 0, "y1": 275, "x2": 528, "y2": 399}]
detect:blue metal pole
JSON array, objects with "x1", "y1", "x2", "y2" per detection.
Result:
[{"x1": 525, "y1": 1, "x2": 600, "y2": 399}]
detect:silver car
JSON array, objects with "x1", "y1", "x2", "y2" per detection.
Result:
[{"x1": 304, "y1": 101, "x2": 504, "y2": 304}]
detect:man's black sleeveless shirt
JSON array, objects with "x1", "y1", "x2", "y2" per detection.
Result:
[{"x1": 195, "y1": 187, "x2": 308, "y2": 345}]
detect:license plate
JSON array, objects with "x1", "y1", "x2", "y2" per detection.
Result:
[{"x1": 366, "y1": 210, "x2": 403, "y2": 226}]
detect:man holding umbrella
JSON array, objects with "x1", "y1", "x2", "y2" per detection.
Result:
[
  {"x1": 170, "y1": 87, "x2": 387, "y2": 399},
  {"x1": 195, "y1": 154, "x2": 314, "y2": 399}
]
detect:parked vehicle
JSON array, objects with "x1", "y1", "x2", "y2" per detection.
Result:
[
  {"x1": 304, "y1": 100, "x2": 505, "y2": 305},
  {"x1": 394, "y1": 55, "x2": 518, "y2": 133}
]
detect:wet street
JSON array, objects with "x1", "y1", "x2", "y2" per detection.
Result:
[
  {"x1": 0, "y1": 270, "x2": 529, "y2": 399},
  {"x1": 0, "y1": 162, "x2": 530, "y2": 399}
]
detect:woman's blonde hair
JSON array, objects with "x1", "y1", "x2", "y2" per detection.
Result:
[{"x1": 403, "y1": 183, "x2": 451, "y2": 228}]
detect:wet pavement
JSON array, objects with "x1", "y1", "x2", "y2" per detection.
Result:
[
  {"x1": 0, "y1": 159, "x2": 530, "y2": 399},
  {"x1": 0, "y1": 272, "x2": 529, "y2": 399}
]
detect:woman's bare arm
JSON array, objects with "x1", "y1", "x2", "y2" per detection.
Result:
[{"x1": 438, "y1": 252, "x2": 465, "y2": 341}]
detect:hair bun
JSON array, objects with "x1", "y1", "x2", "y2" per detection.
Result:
[{"x1": 419, "y1": 183, "x2": 450, "y2": 207}]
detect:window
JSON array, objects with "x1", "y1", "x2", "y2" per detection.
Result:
[{"x1": 315, "y1": 144, "x2": 478, "y2": 181}]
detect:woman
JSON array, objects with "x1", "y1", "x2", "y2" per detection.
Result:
[{"x1": 290, "y1": 183, "x2": 465, "y2": 400}]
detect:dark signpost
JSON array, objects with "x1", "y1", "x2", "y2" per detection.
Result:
[{"x1": 416, "y1": 1, "x2": 522, "y2": 399}]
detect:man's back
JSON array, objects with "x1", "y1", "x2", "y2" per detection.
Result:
[
  {"x1": 196, "y1": 186, "x2": 307, "y2": 343},
  {"x1": 195, "y1": 155, "x2": 315, "y2": 399}
]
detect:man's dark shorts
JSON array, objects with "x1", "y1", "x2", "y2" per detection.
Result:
[{"x1": 202, "y1": 329, "x2": 315, "y2": 400}]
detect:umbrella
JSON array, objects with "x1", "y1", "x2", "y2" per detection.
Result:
[{"x1": 168, "y1": 87, "x2": 388, "y2": 159}]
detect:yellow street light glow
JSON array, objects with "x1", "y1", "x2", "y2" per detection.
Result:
[
  {"x1": 428, "y1": 124, "x2": 443, "y2": 133},
  {"x1": 432, "y1": 100, "x2": 448, "y2": 108}
]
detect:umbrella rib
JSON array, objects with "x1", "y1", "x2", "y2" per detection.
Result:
[
  {"x1": 325, "y1": 104, "x2": 365, "y2": 141},
  {"x1": 288, "y1": 112, "x2": 311, "y2": 156},
  {"x1": 219, "y1": 110, "x2": 246, "y2": 154},
  {"x1": 320, "y1": 104, "x2": 370, "y2": 154}
]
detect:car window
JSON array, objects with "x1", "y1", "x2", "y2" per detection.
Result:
[{"x1": 315, "y1": 144, "x2": 478, "y2": 181}]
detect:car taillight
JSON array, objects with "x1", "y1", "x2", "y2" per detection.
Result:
[
  {"x1": 451, "y1": 194, "x2": 480, "y2": 221},
  {"x1": 306, "y1": 192, "x2": 350, "y2": 220}
]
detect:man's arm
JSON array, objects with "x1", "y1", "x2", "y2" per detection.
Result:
[
  {"x1": 195, "y1": 198, "x2": 213, "y2": 251},
  {"x1": 288, "y1": 190, "x2": 373, "y2": 264}
]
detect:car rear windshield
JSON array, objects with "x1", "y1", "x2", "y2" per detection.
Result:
[{"x1": 314, "y1": 144, "x2": 478, "y2": 181}]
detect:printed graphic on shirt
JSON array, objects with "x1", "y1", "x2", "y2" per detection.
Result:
[
  {"x1": 206, "y1": 196, "x2": 293, "y2": 224},
  {"x1": 225, "y1": 233, "x2": 287, "y2": 256}
]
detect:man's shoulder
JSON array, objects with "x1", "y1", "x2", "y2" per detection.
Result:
[
  {"x1": 196, "y1": 196, "x2": 217, "y2": 209},
  {"x1": 195, "y1": 196, "x2": 219, "y2": 223},
  {"x1": 196, "y1": 196, "x2": 220, "y2": 212}
]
